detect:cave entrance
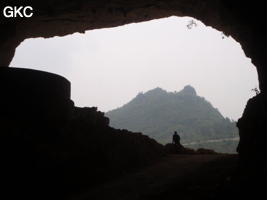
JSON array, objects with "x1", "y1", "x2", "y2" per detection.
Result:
[{"x1": 11, "y1": 16, "x2": 258, "y2": 153}]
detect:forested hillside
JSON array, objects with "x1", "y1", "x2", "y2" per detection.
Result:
[{"x1": 105, "y1": 86, "x2": 239, "y2": 153}]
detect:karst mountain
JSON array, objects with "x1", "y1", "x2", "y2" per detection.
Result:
[{"x1": 105, "y1": 85, "x2": 239, "y2": 153}]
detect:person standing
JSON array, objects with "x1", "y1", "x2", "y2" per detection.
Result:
[{"x1": 172, "y1": 131, "x2": 181, "y2": 153}]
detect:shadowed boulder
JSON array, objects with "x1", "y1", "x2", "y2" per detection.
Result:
[{"x1": 164, "y1": 143, "x2": 218, "y2": 154}]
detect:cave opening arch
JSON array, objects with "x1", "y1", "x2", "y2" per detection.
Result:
[
  {"x1": 1, "y1": 0, "x2": 267, "y2": 197},
  {"x1": 10, "y1": 16, "x2": 258, "y2": 154},
  {"x1": 10, "y1": 16, "x2": 258, "y2": 121}
]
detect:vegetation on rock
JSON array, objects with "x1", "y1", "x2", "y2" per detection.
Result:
[{"x1": 105, "y1": 86, "x2": 239, "y2": 153}]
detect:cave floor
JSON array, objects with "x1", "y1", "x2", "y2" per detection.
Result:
[{"x1": 64, "y1": 154, "x2": 239, "y2": 200}]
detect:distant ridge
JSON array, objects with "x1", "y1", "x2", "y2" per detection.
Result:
[{"x1": 105, "y1": 86, "x2": 238, "y2": 153}]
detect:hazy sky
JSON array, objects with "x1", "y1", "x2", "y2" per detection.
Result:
[{"x1": 11, "y1": 16, "x2": 258, "y2": 121}]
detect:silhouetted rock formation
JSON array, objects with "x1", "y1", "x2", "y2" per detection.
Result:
[
  {"x1": 233, "y1": 93, "x2": 267, "y2": 199},
  {"x1": 1, "y1": 0, "x2": 267, "y2": 175},
  {"x1": 1, "y1": 68, "x2": 165, "y2": 200},
  {"x1": 74, "y1": 106, "x2": 110, "y2": 127},
  {"x1": 0, "y1": 67, "x2": 74, "y2": 120},
  {"x1": 1, "y1": 1, "x2": 267, "y2": 198},
  {"x1": 1, "y1": 111, "x2": 165, "y2": 200},
  {"x1": 164, "y1": 143, "x2": 218, "y2": 154},
  {"x1": 237, "y1": 93, "x2": 267, "y2": 179}
]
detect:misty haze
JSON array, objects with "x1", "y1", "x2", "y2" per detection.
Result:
[
  {"x1": 11, "y1": 16, "x2": 258, "y2": 121},
  {"x1": 3, "y1": 2, "x2": 265, "y2": 199}
]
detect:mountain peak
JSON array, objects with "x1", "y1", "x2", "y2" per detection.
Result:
[
  {"x1": 181, "y1": 85, "x2": 197, "y2": 95},
  {"x1": 105, "y1": 85, "x2": 238, "y2": 153},
  {"x1": 146, "y1": 87, "x2": 166, "y2": 94}
]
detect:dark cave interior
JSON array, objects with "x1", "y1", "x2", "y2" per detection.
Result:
[{"x1": 1, "y1": 0, "x2": 267, "y2": 199}]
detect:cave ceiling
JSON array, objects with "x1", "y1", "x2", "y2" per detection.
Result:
[{"x1": 0, "y1": 0, "x2": 266, "y2": 91}]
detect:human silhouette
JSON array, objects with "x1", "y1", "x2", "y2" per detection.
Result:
[{"x1": 172, "y1": 131, "x2": 181, "y2": 153}]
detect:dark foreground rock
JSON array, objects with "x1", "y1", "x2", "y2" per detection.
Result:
[
  {"x1": 65, "y1": 154, "x2": 259, "y2": 200},
  {"x1": 1, "y1": 107, "x2": 165, "y2": 200},
  {"x1": 1, "y1": 67, "x2": 266, "y2": 200},
  {"x1": 164, "y1": 143, "x2": 218, "y2": 154}
]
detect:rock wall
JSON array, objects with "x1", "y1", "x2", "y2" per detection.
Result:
[
  {"x1": 0, "y1": 67, "x2": 74, "y2": 120},
  {"x1": 237, "y1": 94, "x2": 267, "y2": 172},
  {"x1": 235, "y1": 94, "x2": 267, "y2": 198},
  {"x1": 1, "y1": 107, "x2": 165, "y2": 200},
  {"x1": 0, "y1": 68, "x2": 165, "y2": 199},
  {"x1": 164, "y1": 143, "x2": 218, "y2": 154},
  {"x1": 1, "y1": 0, "x2": 267, "y2": 197}
]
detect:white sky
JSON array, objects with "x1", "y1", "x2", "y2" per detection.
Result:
[{"x1": 11, "y1": 16, "x2": 258, "y2": 121}]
